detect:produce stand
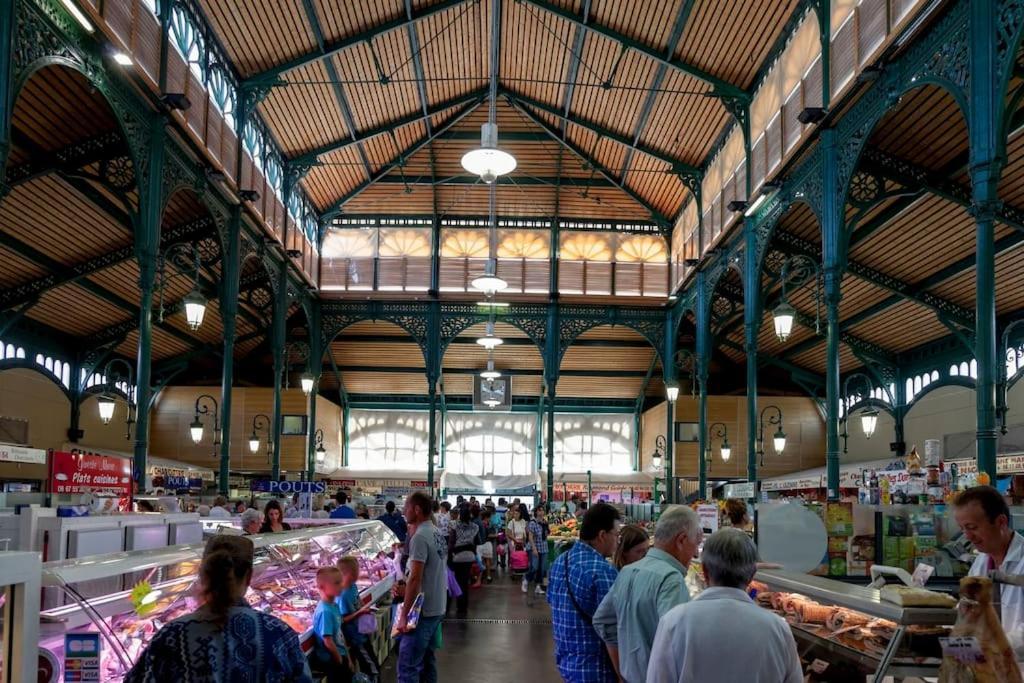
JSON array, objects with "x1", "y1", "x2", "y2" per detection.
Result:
[{"x1": 755, "y1": 569, "x2": 956, "y2": 681}]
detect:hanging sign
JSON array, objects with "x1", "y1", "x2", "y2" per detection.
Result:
[
  {"x1": 724, "y1": 481, "x2": 757, "y2": 499},
  {"x1": 0, "y1": 443, "x2": 46, "y2": 465},
  {"x1": 697, "y1": 503, "x2": 719, "y2": 534},
  {"x1": 50, "y1": 451, "x2": 132, "y2": 496},
  {"x1": 250, "y1": 479, "x2": 326, "y2": 494}
]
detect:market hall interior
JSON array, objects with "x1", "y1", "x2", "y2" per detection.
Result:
[{"x1": 2, "y1": 0, "x2": 1024, "y2": 680}]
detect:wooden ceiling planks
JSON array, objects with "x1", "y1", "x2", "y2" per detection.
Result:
[
  {"x1": 314, "y1": 0, "x2": 406, "y2": 51},
  {"x1": 331, "y1": 33, "x2": 422, "y2": 133},
  {"x1": 868, "y1": 85, "x2": 969, "y2": 171},
  {"x1": 0, "y1": 248, "x2": 47, "y2": 289},
  {"x1": 199, "y1": 0, "x2": 318, "y2": 76},
  {"x1": 844, "y1": 299, "x2": 950, "y2": 354},
  {"x1": 12, "y1": 65, "x2": 118, "y2": 152},
  {"x1": 264, "y1": 61, "x2": 351, "y2": 157},
  {"x1": 637, "y1": 69, "x2": 728, "y2": 168},
  {"x1": 0, "y1": 176, "x2": 131, "y2": 267},
  {"x1": 677, "y1": 0, "x2": 800, "y2": 89},
  {"x1": 501, "y1": 0, "x2": 573, "y2": 106},
  {"x1": 929, "y1": 241, "x2": 1024, "y2": 313},
  {"x1": 416, "y1": 0, "x2": 490, "y2": 104},
  {"x1": 26, "y1": 285, "x2": 131, "y2": 336},
  {"x1": 588, "y1": 0, "x2": 679, "y2": 55},
  {"x1": 567, "y1": 32, "x2": 654, "y2": 138}
]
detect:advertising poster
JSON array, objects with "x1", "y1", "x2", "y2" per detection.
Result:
[{"x1": 49, "y1": 451, "x2": 132, "y2": 506}]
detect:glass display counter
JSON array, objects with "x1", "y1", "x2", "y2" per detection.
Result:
[
  {"x1": 753, "y1": 569, "x2": 956, "y2": 681},
  {"x1": 35, "y1": 521, "x2": 399, "y2": 682}
]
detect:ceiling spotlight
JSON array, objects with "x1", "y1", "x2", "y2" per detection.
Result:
[
  {"x1": 286, "y1": 249, "x2": 302, "y2": 259},
  {"x1": 727, "y1": 200, "x2": 747, "y2": 213},
  {"x1": 238, "y1": 189, "x2": 260, "y2": 202},
  {"x1": 161, "y1": 93, "x2": 191, "y2": 111},
  {"x1": 61, "y1": 0, "x2": 95, "y2": 32},
  {"x1": 110, "y1": 50, "x2": 133, "y2": 66},
  {"x1": 462, "y1": 123, "x2": 517, "y2": 183}
]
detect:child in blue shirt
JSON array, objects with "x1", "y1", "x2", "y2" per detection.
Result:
[
  {"x1": 313, "y1": 566, "x2": 353, "y2": 682},
  {"x1": 337, "y1": 556, "x2": 380, "y2": 680}
]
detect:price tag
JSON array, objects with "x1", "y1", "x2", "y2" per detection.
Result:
[
  {"x1": 809, "y1": 659, "x2": 829, "y2": 673},
  {"x1": 939, "y1": 636, "x2": 986, "y2": 664},
  {"x1": 911, "y1": 563, "x2": 935, "y2": 587}
]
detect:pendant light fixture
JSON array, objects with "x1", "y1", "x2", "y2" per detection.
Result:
[
  {"x1": 480, "y1": 350, "x2": 502, "y2": 380},
  {"x1": 477, "y1": 321, "x2": 503, "y2": 350}
]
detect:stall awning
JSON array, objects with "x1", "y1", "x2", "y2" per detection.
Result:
[
  {"x1": 439, "y1": 472, "x2": 539, "y2": 496},
  {"x1": 552, "y1": 471, "x2": 654, "y2": 485},
  {"x1": 760, "y1": 457, "x2": 905, "y2": 492}
]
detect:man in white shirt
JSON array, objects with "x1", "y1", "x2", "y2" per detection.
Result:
[
  {"x1": 207, "y1": 495, "x2": 231, "y2": 518},
  {"x1": 955, "y1": 485, "x2": 1024, "y2": 658},
  {"x1": 646, "y1": 528, "x2": 803, "y2": 683}
]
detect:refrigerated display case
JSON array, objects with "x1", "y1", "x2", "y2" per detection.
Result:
[
  {"x1": 753, "y1": 569, "x2": 956, "y2": 681},
  {"x1": 0, "y1": 552, "x2": 41, "y2": 683},
  {"x1": 34, "y1": 521, "x2": 399, "y2": 682}
]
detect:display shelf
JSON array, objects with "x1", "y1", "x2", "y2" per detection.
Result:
[
  {"x1": 31, "y1": 521, "x2": 400, "y2": 682},
  {"x1": 755, "y1": 569, "x2": 955, "y2": 681},
  {"x1": 755, "y1": 569, "x2": 956, "y2": 625}
]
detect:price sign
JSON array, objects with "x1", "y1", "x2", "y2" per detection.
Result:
[{"x1": 939, "y1": 636, "x2": 985, "y2": 664}]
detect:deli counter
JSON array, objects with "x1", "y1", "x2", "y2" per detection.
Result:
[{"x1": 34, "y1": 520, "x2": 399, "y2": 682}]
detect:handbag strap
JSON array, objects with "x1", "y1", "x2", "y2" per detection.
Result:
[{"x1": 561, "y1": 549, "x2": 592, "y2": 625}]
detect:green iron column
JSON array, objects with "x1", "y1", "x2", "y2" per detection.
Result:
[
  {"x1": 0, "y1": 0, "x2": 15, "y2": 191},
  {"x1": 270, "y1": 268, "x2": 287, "y2": 479},
  {"x1": 970, "y1": 0, "x2": 1002, "y2": 482},
  {"x1": 544, "y1": 304, "x2": 559, "y2": 503},
  {"x1": 821, "y1": 129, "x2": 843, "y2": 501},
  {"x1": 217, "y1": 206, "x2": 242, "y2": 495},
  {"x1": 427, "y1": 381, "x2": 437, "y2": 489},
  {"x1": 664, "y1": 305, "x2": 677, "y2": 503},
  {"x1": 695, "y1": 271, "x2": 710, "y2": 497},
  {"x1": 306, "y1": 301, "x2": 322, "y2": 481},
  {"x1": 547, "y1": 382, "x2": 556, "y2": 503},
  {"x1": 132, "y1": 117, "x2": 166, "y2": 489},
  {"x1": 744, "y1": 223, "x2": 760, "y2": 490},
  {"x1": 893, "y1": 369, "x2": 907, "y2": 457}
]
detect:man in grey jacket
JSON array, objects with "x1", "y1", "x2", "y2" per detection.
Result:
[{"x1": 592, "y1": 505, "x2": 702, "y2": 683}]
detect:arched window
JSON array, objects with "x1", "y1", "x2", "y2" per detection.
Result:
[
  {"x1": 913, "y1": 376, "x2": 922, "y2": 395},
  {"x1": 35, "y1": 354, "x2": 44, "y2": 366},
  {"x1": 207, "y1": 64, "x2": 236, "y2": 129},
  {"x1": 950, "y1": 364, "x2": 959, "y2": 376},
  {"x1": 960, "y1": 361, "x2": 970, "y2": 376},
  {"x1": 169, "y1": 5, "x2": 205, "y2": 81},
  {"x1": 930, "y1": 370, "x2": 939, "y2": 382},
  {"x1": 45, "y1": 357, "x2": 53, "y2": 373},
  {"x1": 15, "y1": 348, "x2": 24, "y2": 359},
  {"x1": 970, "y1": 359, "x2": 978, "y2": 379},
  {"x1": 61, "y1": 364, "x2": 70, "y2": 388}
]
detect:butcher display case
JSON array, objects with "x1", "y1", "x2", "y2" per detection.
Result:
[
  {"x1": 34, "y1": 521, "x2": 400, "y2": 682},
  {"x1": 754, "y1": 569, "x2": 957, "y2": 681}
]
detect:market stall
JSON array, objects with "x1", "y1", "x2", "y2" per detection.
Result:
[
  {"x1": 323, "y1": 469, "x2": 436, "y2": 502},
  {"x1": 439, "y1": 472, "x2": 538, "y2": 505},
  {"x1": 32, "y1": 521, "x2": 400, "y2": 681},
  {"x1": 551, "y1": 471, "x2": 654, "y2": 504}
]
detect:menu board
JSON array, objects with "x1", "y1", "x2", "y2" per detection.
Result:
[{"x1": 49, "y1": 452, "x2": 132, "y2": 497}]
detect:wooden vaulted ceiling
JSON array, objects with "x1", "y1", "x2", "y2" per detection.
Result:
[
  {"x1": 0, "y1": 66, "x2": 268, "y2": 368},
  {"x1": 714, "y1": 82, "x2": 1024, "y2": 382},
  {"x1": 198, "y1": 0, "x2": 801, "y2": 222}
]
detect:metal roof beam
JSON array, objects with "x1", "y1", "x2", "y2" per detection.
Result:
[
  {"x1": 5, "y1": 130, "x2": 127, "y2": 187},
  {"x1": 505, "y1": 94, "x2": 673, "y2": 227},
  {"x1": 0, "y1": 217, "x2": 216, "y2": 313},
  {"x1": 504, "y1": 89, "x2": 701, "y2": 177},
  {"x1": 321, "y1": 365, "x2": 649, "y2": 378},
  {"x1": 291, "y1": 89, "x2": 486, "y2": 167},
  {"x1": 860, "y1": 148, "x2": 1024, "y2": 233},
  {"x1": 321, "y1": 99, "x2": 484, "y2": 217},
  {"x1": 515, "y1": 0, "x2": 746, "y2": 99},
  {"x1": 243, "y1": 0, "x2": 476, "y2": 85},
  {"x1": 720, "y1": 338, "x2": 823, "y2": 387},
  {"x1": 621, "y1": 0, "x2": 694, "y2": 184},
  {"x1": 328, "y1": 335, "x2": 652, "y2": 348},
  {"x1": 558, "y1": 0, "x2": 591, "y2": 137},
  {"x1": 376, "y1": 175, "x2": 615, "y2": 187}
]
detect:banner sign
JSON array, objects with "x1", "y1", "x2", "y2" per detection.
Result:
[
  {"x1": 724, "y1": 482, "x2": 757, "y2": 499},
  {"x1": 50, "y1": 451, "x2": 131, "y2": 496},
  {"x1": 0, "y1": 443, "x2": 46, "y2": 465},
  {"x1": 250, "y1": 479, "x2": 327, "y2": 494},
  {"x1": 445, "y1": 485, "x2": 536, "y2": 496},
  {"x1": 947, "y1": 454, "x2": 1024, "y2": 476}
]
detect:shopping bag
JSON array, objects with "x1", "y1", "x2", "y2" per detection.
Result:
[
  {"x1": 357, "y1": 612, "x2": 378, "y2": 635},
  {"x1": 510, "y1": 549, "x2": 529, "y2": 571},
  {"x1": 496, "y1": 543, "x2": 507, "y2": 557},
  {"x1": 447, "y1": 568, "x2": 463, "y2": 598}
]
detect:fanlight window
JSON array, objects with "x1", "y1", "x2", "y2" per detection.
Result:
[
  {"x1": 441, "y1": 230, "x2": 490, "y2": 258},
  {"x1": 322, "y1": 229, "x2": 376, "y2": 259},
  {"x1": 498, "y1": 230, "x2": 549, "y2": 259},
  {"x1": 379, "y1": 229, "x2": 431, "y2": 257},
  {"x1": 616, "y1": 235, "x2": 668, "y2": 263},
  {"x1": 169, "y1": 6, "x2": 204, "y2": 81},
  {"x1": 561, "y1": 233, "x2": 612, "y2": 261}
]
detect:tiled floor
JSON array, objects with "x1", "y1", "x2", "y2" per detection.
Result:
[{"x1": 380, "y1": 571, "x2": 561, "y2": 682}]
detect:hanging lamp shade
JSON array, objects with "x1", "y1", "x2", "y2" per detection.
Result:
[
  {"x1": 189, "y1": 416, "x2": 204, "y2": 444},
  {"x1": 861, "y1": 408, "x2": 879, "y2": 439},
  {"x1": 248, "y1": 434, "x2": 260, "y2": 454},
  {"x1": 315, "y1": 444, "x2": 326, "y2": 464},
  {"x1": 665, "y1": 381, "x2": 680, "y2": 403},
  {"x1": 471, "y1": 272, "x2": 508, "y2": 295},
  {"x1": 300, "y1": 373, "x2": 315, "y2": 396},
  {"x1": 183, "y1": 288, "x2": 207, "y2": 331},
  {"x1": 480, "y1": 354, "x2": 501, "y2": 380},
  {"x1": 773, "y1": 301, "x2": 796, "y2": 342},
  {"x1": 773, "y1": 427, "x2": 787, "y2": 454},
  {"x1": 477, "y1": 321, "x2": 503, "y2": 350},
  {"x1": 461, "y1": 123, "x2": 516, "y2": 183},
  {"x1": 97, "y1": 395, "x2": 116, "y2": 424},
  {"x1": 720, "y1": 440, "x2": 731, "y2": 462}
]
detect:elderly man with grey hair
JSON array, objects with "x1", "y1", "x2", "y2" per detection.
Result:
[
  {"x1": 592, "y1": 505, "x2": 702, "y2": 683},
  {"x1": 646, "y1": 528, "x2": 802, "y2": 683},
  {"x1": 240, "y1": 507, "x2": 262, "y2": 535}
]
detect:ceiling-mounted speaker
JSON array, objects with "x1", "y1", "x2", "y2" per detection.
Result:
[
  {"x1": 161, "y1": 93, "x2": 191, "y2": 111},
  {"x1": 797, "y1": 107, "x2": 827, "y2": 125}
]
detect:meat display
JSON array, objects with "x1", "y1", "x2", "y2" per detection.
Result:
[{"x1": 939, "y1": 577, "x2": 1023, "y2": 683}]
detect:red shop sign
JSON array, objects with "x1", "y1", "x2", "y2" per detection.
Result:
[{"x1": 49, "y1": 451, "x2": 132, "y2": 496}]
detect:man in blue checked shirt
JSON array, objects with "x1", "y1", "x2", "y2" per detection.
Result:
[{"x1": 547, "y1": 502, "x2": 622, "y2": 683}]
